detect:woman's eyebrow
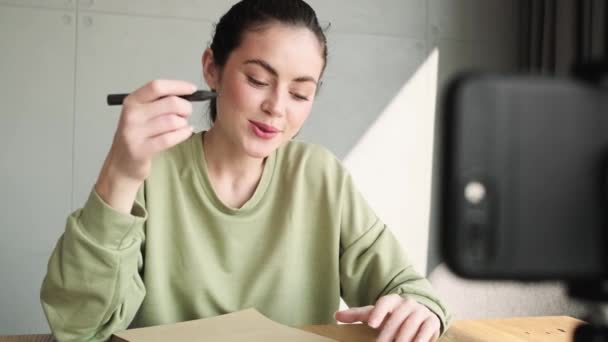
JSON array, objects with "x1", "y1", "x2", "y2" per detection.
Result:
[{"x1": 243, "y1": 59, "x2": 317, "y2": 84}]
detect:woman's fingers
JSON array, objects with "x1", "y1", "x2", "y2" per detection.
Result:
[
  {"x1": 334, "y1": 305, "x2": 374, "y2": 324},
  {"x1": 120, "y1": 83, "x2": 194, "y2": 157},
  {"x1": 126, "y1": 79, "x2": 196, "y2": 105},
  {"x1": 103, "y1": 79, "x2": 197, "y2": 184},
  {"x1": 145, "y1": 125, "x2": 193, "y2": 156},
  {"x1": 412, "y1": 316, "x2": 441, "y2": 342},
  {"x1": 144, "y1": 114, "x2": 191, "y2": 139},
  {"x1": 376, "y1": 303, "x2": 414, "y2": 342},
  {"x1": 336, "y1": 297, "x2": 441, "y2": 342},
  {"x1": 368, "y1": 294, "x2": 403, "y2": 328},
  {"x1": 142, "y1": 95, "x2": 193, "y2": 121},
  {"x1": 395, "y1": 309, "x2": 430, "y2": 342}
]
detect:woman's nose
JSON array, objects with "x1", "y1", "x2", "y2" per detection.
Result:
[{"x1": 261, "y1": 90, "x2": 286, "y2": 117}]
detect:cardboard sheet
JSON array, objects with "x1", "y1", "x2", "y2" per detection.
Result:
[{"x1": 111, "y1": 308, "x2": 338, "y2": 342}]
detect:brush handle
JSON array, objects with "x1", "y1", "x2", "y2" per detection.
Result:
[{"x1": 107, "y1": 90, "x2": 216, "y2": 106}]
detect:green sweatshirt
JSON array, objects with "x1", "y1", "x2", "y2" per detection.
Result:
[{"x1": 40, "y1": 132, "x2": 450, "y2": 341}]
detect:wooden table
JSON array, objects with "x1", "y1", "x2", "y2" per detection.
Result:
[
  {"x1": 0, "y1": 316, "x2": 586, "y2": 341},
  {"x1": 439, "y1": 316, "x2": 585, "y2": 342}
]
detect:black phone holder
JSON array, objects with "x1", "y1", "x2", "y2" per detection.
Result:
[
  {"x1": 568, "y1": 59, "x2": 608, "y2": 342},
  {"x1": 568, "y1": 281, "x2": 608, "y2": 342}
]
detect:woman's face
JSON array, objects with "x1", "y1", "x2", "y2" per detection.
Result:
[{"x1": 204, "y1": 23, "x2": 324, "y2": 159}]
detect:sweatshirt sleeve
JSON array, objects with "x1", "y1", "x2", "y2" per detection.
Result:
[
  {"x1": 338, "y1": 172, "x2": 451, "y2": 333},
  {"x1": 40, "y1": 187, "x2": 148, "y2": 342}
]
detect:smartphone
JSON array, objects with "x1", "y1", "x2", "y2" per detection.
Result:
[{"x1": 440, "y1": 73, "x2": 608, "y2": 280}]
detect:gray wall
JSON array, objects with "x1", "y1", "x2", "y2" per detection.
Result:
[{"x1": 0, "y1": 0, "x2": 521, "y2": 334}]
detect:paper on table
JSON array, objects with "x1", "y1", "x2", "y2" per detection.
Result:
[{"x1": 111, "y1": 308, "x2": 338, "y2": 342}]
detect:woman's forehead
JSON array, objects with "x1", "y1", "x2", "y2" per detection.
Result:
[{"x1": 233, "y1": 24, "x2": 324, "y2": 78}]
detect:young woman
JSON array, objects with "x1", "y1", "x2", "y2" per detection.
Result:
[{"x1": 41, "y1": 0, "x2": 450, "y2": 341}]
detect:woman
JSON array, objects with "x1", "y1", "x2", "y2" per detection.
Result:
[{"x1": 41, "y1": 0, "x2": 450, "y2": 341}]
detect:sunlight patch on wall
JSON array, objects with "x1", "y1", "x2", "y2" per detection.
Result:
[{"x1": 343, "y1": 48, "x2": 439, "y2": 275}]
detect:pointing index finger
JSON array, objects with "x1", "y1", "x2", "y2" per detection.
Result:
[{"x1": 334, "y1": 305, "x2": 374, "y2": 323}]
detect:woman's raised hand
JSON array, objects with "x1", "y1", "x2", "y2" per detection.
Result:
[{"x1": 95, "y1": 80, "x2": 196, "y2": 213}]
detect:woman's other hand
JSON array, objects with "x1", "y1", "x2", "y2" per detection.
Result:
[{"x1": 335, "y1": 294, "x2": 441, "y2": 342}]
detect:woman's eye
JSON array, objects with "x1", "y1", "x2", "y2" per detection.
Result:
[
  {"x1": 247, "y1": 76, "x2": 268, "y2": 87},
  {"x1": 291, "y1": 93, "x2": 309, "y2": 101}
]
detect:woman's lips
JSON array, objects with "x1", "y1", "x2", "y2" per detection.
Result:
[{"x1": 249, "y1": 120, "x2": 280, "y2": 139}]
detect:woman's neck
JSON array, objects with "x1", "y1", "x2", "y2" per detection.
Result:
[{"x1": 202, "y1": 127, "x2": 265, "y2": 208}]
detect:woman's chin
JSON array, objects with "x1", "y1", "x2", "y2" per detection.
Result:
[
  {"x1": 243, "y1": 140, "x2": 279, "y2": 159},
  {"x1": 246, "y1": 148, "x2": 273, "y2": 159}
]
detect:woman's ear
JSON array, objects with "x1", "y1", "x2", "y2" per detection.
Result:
[{"x1": 202, "y1": 48, "x2": 220, "y2": 90}]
